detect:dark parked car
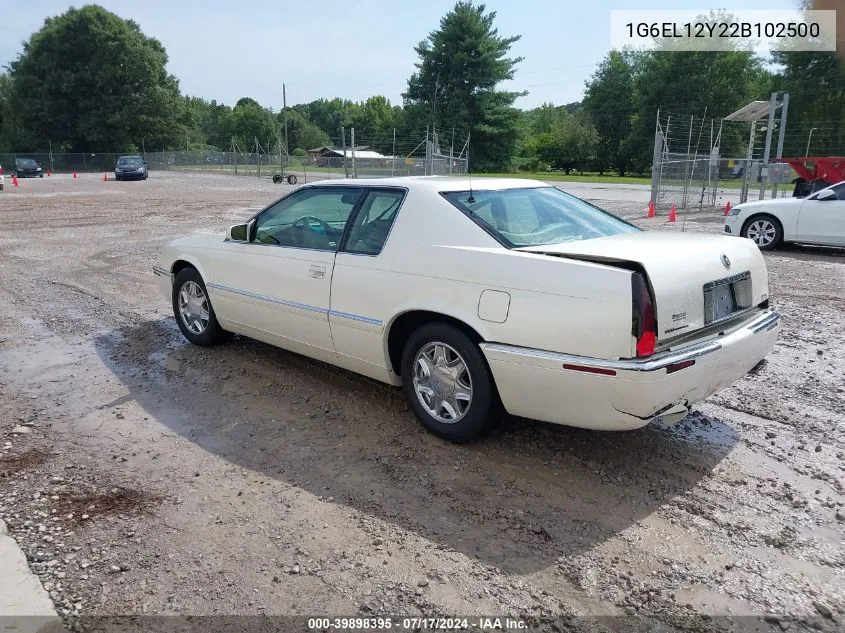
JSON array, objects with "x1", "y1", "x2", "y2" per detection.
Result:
[
  {"x1": 13, "y1": 158, "x2": 43, "y2": 178},
  {"x1": 114, "y1": 156, "x2": 148, "y2": 181}
]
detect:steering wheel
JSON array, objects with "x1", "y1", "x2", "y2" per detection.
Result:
[{"x1": 292, "y1": 216, "x2": 333, "y2": 247}]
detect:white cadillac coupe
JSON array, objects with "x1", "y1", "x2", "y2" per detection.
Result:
[{"x1": 155, "y1": 177, "x2": 779, "y2": 442}]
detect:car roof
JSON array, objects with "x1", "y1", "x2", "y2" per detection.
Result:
[{"x1": 304, "y1": 175, "x2": 549, "y2": 192}]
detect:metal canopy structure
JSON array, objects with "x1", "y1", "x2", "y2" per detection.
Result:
[
  {"x1": 725, "y1": 93, "x2": 790, "y2": 202},
  {"x1": 724, "y1": 100, "x2": 777, "y2": 123}
]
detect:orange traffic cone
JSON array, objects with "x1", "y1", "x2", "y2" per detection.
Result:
[
  {"x1": 647, "y1": 200, "x2": 655, "y2": 218},
  {"x1": 668, "y1": 204, "x2": 677, "y2": 222},
  {"x1": 723, "y1": 200, "x2": 731, "y2": 216},
  {"x1": 73, "y1": 171, "x2": 78, "y2": 179},
  {"x1": 102, "y1": 173, "x2": 108, "y2": 182},
  {"x1": 12, "y1": 175, "x2": 19, "y2": 188},
  {"x1": 0, "y1": 166, "x2": 3, "y2": 175},
  {"x1": 47, "y1": 170, "x2": 52, "y2": 177}
]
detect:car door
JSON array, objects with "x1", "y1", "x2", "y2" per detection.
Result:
[
  {"x1": 329, "y1": 188, "x2": 407, "y2": 376},
  {"x1": 795, "y1": 183, "x2": 845, "y2": 246},
  {"x1": 210, "y1": 186, "x2": 365, "y2": 359}
]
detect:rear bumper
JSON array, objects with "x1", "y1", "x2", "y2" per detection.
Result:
[
  {"x1": 481, "y1": 310, "x2": 780, "y2": 431},
  {"x1": 115, "y1": 172, "x2": 146, "y2": 180}
]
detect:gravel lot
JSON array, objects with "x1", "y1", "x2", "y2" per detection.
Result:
[{"x1": 0, "y1": 172, "x2": 843, "y2": 632}]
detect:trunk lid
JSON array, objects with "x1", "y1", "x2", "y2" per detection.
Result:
[{"x1": 518, "y1": 232, "x2": 769, "y2": 341}]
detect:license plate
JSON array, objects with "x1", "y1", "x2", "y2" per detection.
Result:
[
  {"x1": 704, "y1": 271, "x2": 751, "y2": 325},
  {"x1": 710, "y1": 283, "x2": 736, "y2": 321}
]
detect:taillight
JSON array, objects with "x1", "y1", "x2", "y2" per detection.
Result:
[{"x1": 632, "y1": 272, "x2": 656, "y2": 357}]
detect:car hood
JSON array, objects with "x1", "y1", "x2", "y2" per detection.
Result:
[
  {"x1": 733, "y1": 197, "x2": 800, "y2": 211},
  {"x1": 518, "y1": 232, "x2": 769, "y2": 340}
]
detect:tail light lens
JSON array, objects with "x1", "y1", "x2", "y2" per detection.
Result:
[{"x1": 632, "y1": 272, "x2": 656, "y2": 357}]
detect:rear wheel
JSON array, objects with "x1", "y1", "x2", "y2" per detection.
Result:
[
  {"x1": 742, "y1": 214, "x2": 783, "y2": 250},
  {"x1": 172, "y1": 268, "x2": 228, "y2": 346},
  {"x1": 400, "y1": 323, "x2": 499, "y2": 443}
]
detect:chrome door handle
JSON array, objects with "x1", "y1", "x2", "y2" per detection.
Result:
[{"x1": 308, "y1": 265, "x2": 326, "y2": 279}]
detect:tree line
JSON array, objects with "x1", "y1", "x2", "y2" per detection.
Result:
[{"x1": 1, "y1": 3, "x2": 843, "y2": 174}]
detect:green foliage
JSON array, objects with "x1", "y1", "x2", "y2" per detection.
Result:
[
  {"x1": 582, "y1": 51, "x2": 633, "y2": 175},
  {"x1": 292, "y1": 147, "x2": 307, "y2": 157},
  {"x1": 403, "y1": 1, "x2": 524, "y2": 171},
  {"x1": 9, "y1": 5, "x2": 183, "y2": 151},
  {"x1": 227, "y1": 99, "x2": 278, "y2": 150},
  {"x1": 770, "y1": 51, "x2": 845, "y2": 156}
]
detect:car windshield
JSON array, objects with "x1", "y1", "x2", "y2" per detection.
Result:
[
  {"x1": 442, "y1": 187, "x2": 640, "y2": 247},
  {"x1": 118, "y1": 157, "x2": 142, "y2": 166},
  {"x1": 17, "y1": 159, "x2": 37, "y2": 168}
]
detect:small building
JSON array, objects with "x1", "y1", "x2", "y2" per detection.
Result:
[{"x1": 306, "y1": 146, "x2": 390, "y2": 166}]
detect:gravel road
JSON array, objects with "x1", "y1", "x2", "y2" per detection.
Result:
[{"x1": 0, "y1": 172, "x2": 843, "y2": 632}]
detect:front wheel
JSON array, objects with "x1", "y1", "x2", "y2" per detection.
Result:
[
  {"x1": 172, "y1": 268, "x2": 228, "y2": 346},
  {"x1": 742, "y1": 214, "x2": 783, "y2": 250},
  {"x1": 400, "y1": 323, "x2": 500, "y2": 443}
]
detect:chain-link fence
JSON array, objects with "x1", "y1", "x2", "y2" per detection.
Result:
[
  {"x1": 1, "y1": 126, "x2": 470, "y2": 182},
  {"x1": 649, "y1": 110, "x2": 844, "y2": 213}
]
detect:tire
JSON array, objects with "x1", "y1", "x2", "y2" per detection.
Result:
[
  {"x1": 287, "y1": 174, "x2": 297, "y2": 185},
  {"x1": 172, "y1": 267, "x2": 228, "y2": 347},
  {"x1": 400, "y1": 323, "x2": 500, "y2": 443},
  {"x1": 742, "y1": 214, "x2": 783, "y2": 251}
]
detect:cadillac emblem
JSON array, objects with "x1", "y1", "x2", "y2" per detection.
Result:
[{"x1": 720, "y1": 253, "x2": 731, "y2": 269}]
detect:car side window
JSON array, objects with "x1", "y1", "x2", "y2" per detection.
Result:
[
  {"x1": 343, "y1": 189, "x2": 406, "y2": 255},
  {"x1": 833, "y1": 184, "x2": 845, "y2": 201},
  {"x1": 253, "y1": 187, "x2": 364, "y2": 251}
]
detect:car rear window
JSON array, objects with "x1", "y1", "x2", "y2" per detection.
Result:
[
  {"x1": 118, "y1": 157, "x2": 142, "y2": 165},
  {"x1": 442, "y1": 187, "x2": 640, "y2": 248}
]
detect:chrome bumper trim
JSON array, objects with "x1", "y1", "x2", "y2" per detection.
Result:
[
  {"x1": 153, "y1": 266, "x2": 172, "y2": 279},
  {"x1": 481, "y1": 310, "x2": 779, "y2": 373}
]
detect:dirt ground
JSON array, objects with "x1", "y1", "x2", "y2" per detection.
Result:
[{"x1": 0, "y1": 172, "x2": 843, "y2": 633}]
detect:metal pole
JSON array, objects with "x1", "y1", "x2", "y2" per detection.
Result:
[
  {"x1": 256, "y1": 137, "x2": 261, "y2": 179},
  {"x1": 48, "y1": 140, "x2": 54, "y2": 173},
  {"x1": 449, "y1": 127, "x2": 454, "y2": 175},
  {"x1": 351, "y1": 128, "x2": 357, "y2": 179},
  {"x1": 424, "y1": 126, "x2": 429, "y2": 176},
  {"x1": 773, "y1": 92, "x2": 789, "y2": 198},
  {"x1": 283, "y1": 83, "x2": 288, "y2": 173},
  {"x1": 741, "y1": 121, "x2": 756, "y2": 204},
  {"x1": 759, "y1": 92, "x2": 778, "y2": 199},
  {"x1": 341, "y1": 127, "x2": 349, "y2": 179},
  {"x1": 805, "y1": 127, "x2": 816, "y2": 158},
  {"x1": 681, "y1": 115, "x2": 694, "y2": 210},
  {"x1": 392, "y1": 128, "x2": 396, "y2": 176}
]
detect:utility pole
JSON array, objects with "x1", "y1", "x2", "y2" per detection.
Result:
[
  {"x1": 392, "y1": 128, "x2": 396, "y2": 176},
  {"x1": 282, "y1": 83, "x2": 288, "y2": 178}
]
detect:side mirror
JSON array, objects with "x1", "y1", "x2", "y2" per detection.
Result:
[
  {"x1": 227, "y1": 223, "x2": 249, "y2": 241},
  {"x1": 816, "y1": 189, "x2": 836, "y2": 201}
]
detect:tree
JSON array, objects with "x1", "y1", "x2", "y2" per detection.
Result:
[
  {"x1": 9, "y1": 5, "x2": 183, "y2": 151},
  {"x1": 534, "y1": 113, "x2": 598, "y2": 173},
  {"x1": 770, "y1": 50, "x2": 845, "y2": 156},
  {"x1": 225, "y1": 98, "x2": 279, "y2": 150},
  {"x1": 404, "y1": 1, "x2": 524, "y2": 171},
  {"x1": 583, "y1": 51, "x2": 634, "y2": 175}
]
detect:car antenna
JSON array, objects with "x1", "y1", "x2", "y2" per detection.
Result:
[{"x1": 467, "y1": 172, "x2": 475, "y2": 205}]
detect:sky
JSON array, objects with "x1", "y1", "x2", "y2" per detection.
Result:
[{"x1": 0, "y1": 0, "x2": 799, "y2": 111}]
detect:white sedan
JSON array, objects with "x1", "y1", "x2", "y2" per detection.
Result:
[
  {"x1": 724, "y1": 180, "x2": 845, "y2": 249},
  {"x1": 155, "y1": 177, "x2": 779, "y2": 442}
]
